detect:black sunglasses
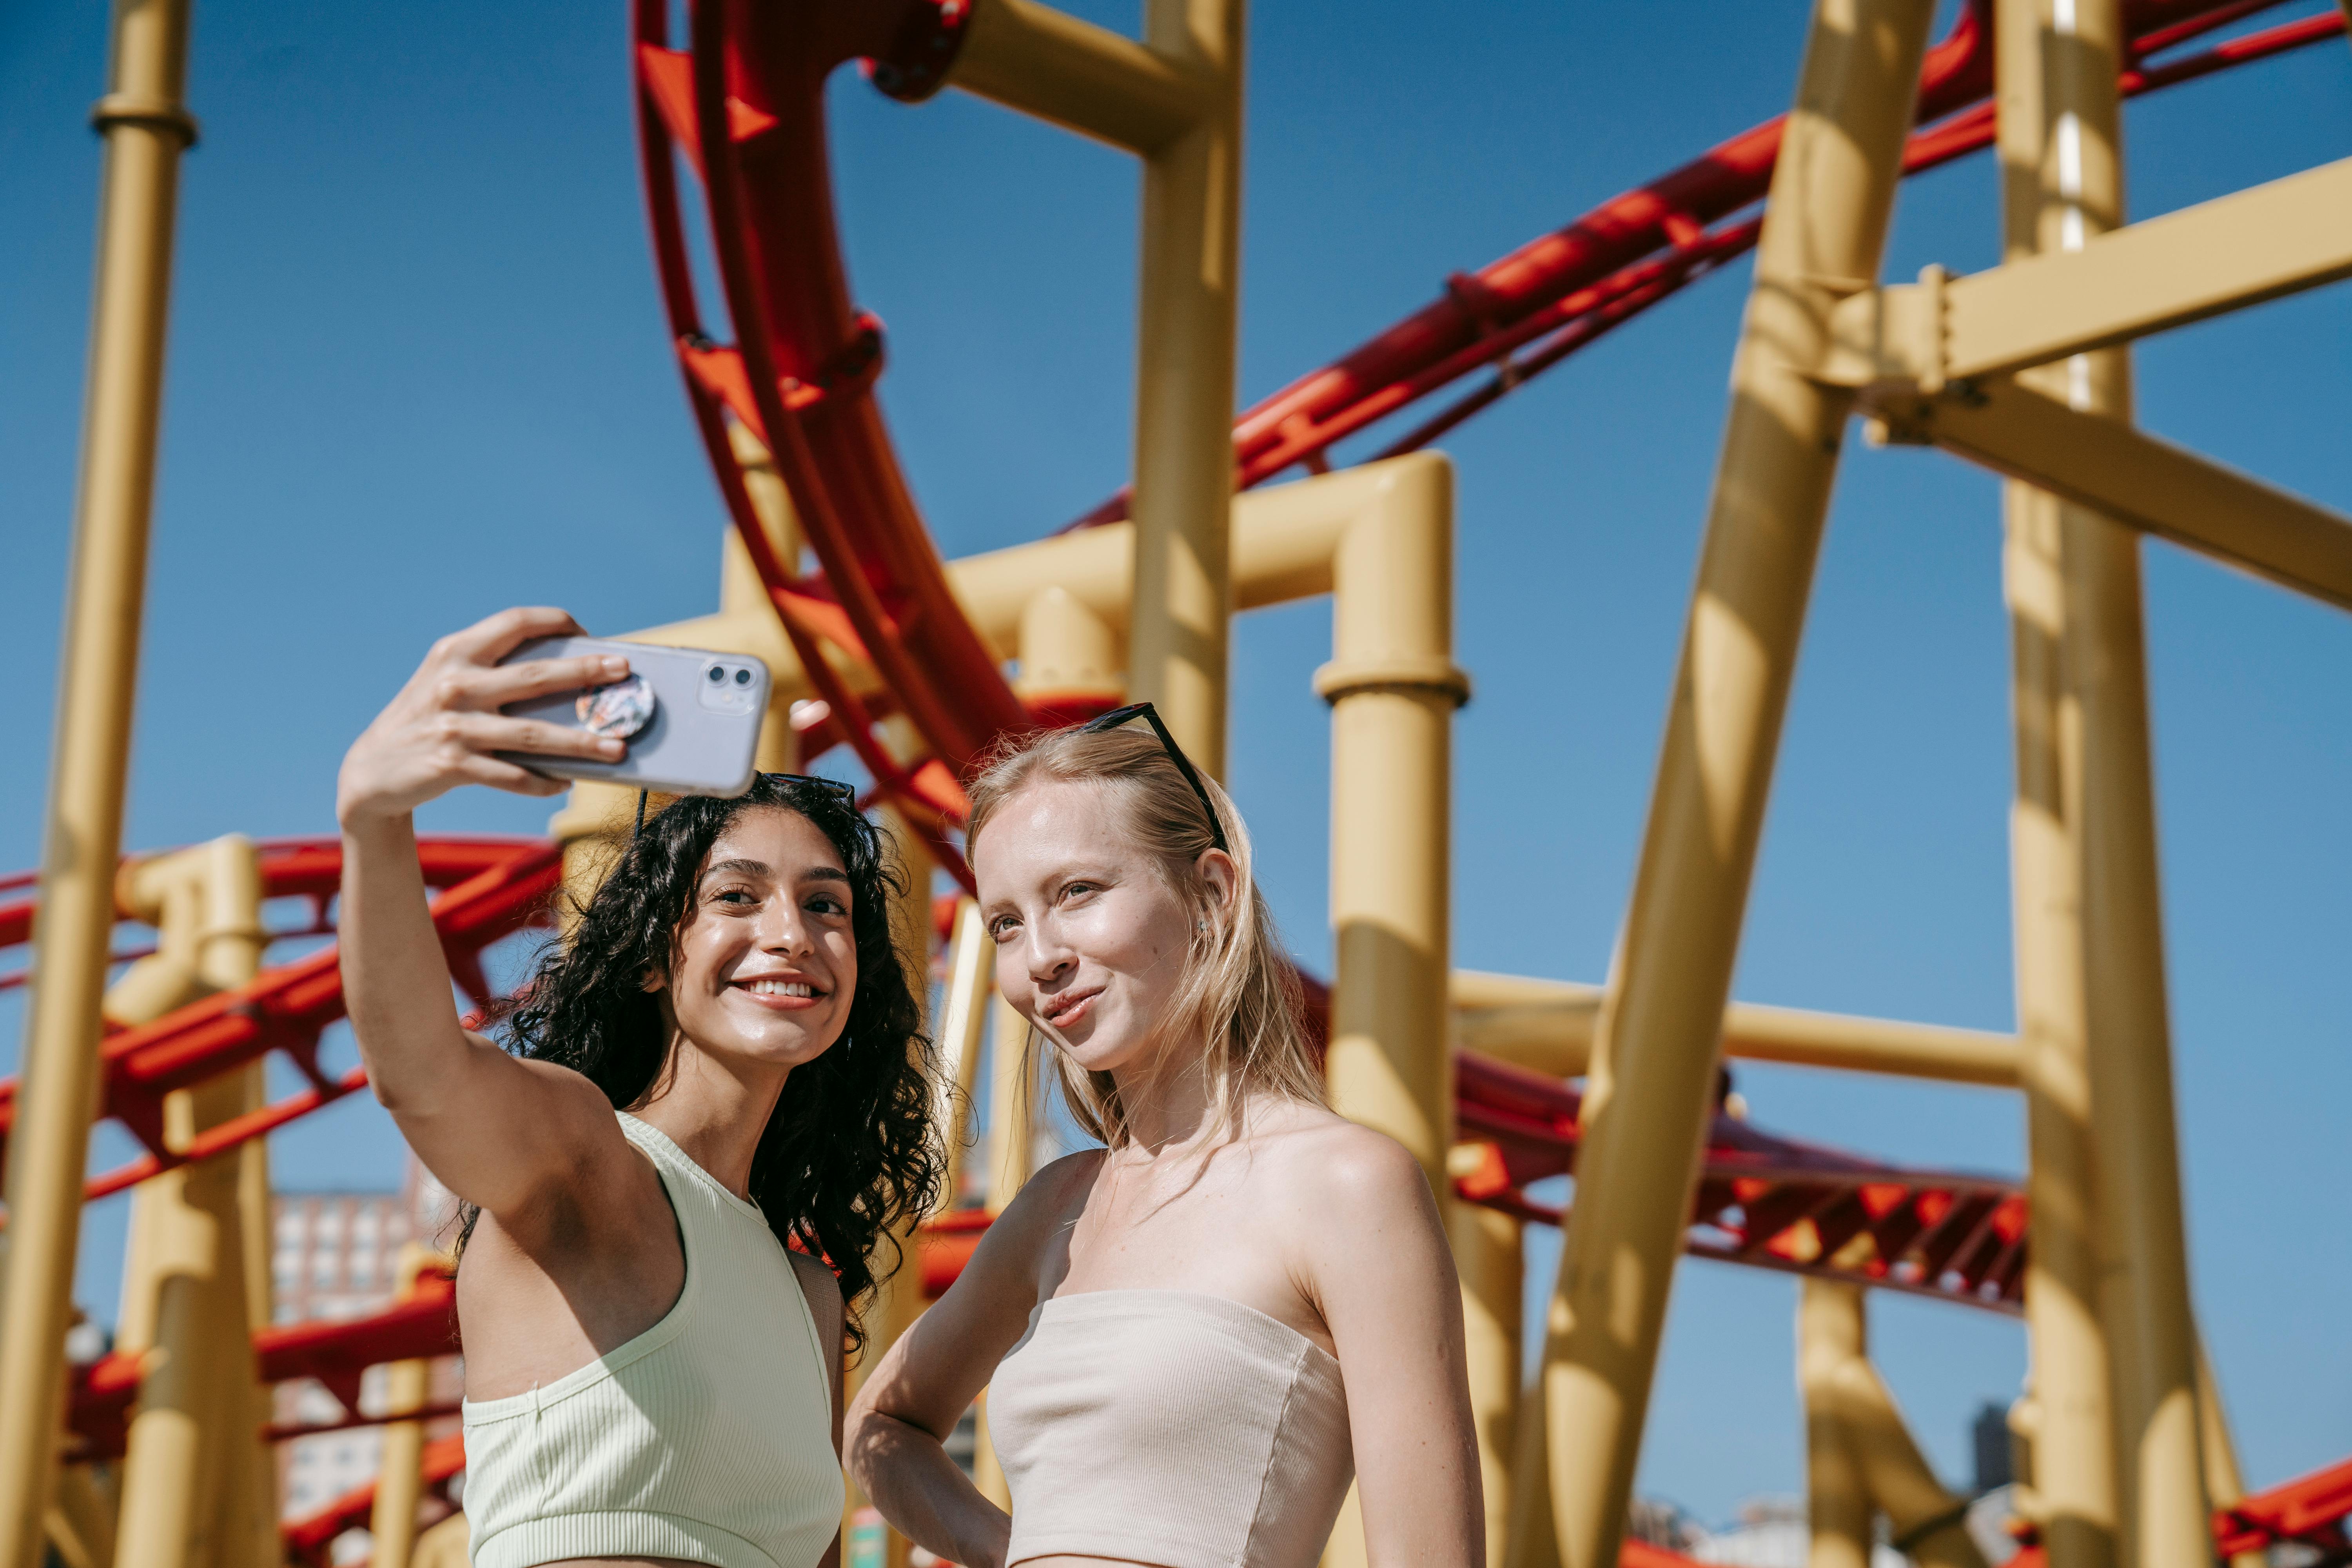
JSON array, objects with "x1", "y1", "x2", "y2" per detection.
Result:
[
  {"x1": 1077, "y1": 701, "x2": 1230, "y2": 855},
  {"x1": 632, "y1": 772, "x2": 859, "y2": 838},
  {"x1": 758, "y1": 771, "x2": 859, "y2": 802}
]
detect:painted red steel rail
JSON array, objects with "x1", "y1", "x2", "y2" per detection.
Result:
[
  {"x1": 0, "y1": 837, "x2": 562, "y2": 1206},
  {"x1": 2007, "y1": 1451, "x2": 2352, "y2": 1568},
  {"x1": 627, "y1": 0, "x2": 2341, "y2": 851},
  {"x1": 1453, "y1": 1052, "x2": 2028, "y2": 1312}
]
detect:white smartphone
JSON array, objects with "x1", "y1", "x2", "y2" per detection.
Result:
[{"x1": 496, "y1": 636, "x2": 771, "y2": 799}]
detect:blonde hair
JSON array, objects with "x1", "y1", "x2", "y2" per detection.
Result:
[{"x1": 964, "y1": 724, "x2": 1324, "y2": 1152}]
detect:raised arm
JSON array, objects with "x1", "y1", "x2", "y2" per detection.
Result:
[
  {"x1": 1304, "y1": 1128, "x2": 1485, "y2": 1568},
  {"x1": 335, "y1": 606, "x2": 635, "y2": 1220}
]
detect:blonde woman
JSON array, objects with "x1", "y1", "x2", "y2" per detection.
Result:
[{"x1": 844, "y1": 704, "x2": 1481, "y2": 1568}]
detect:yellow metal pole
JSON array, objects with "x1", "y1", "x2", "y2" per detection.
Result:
[
  {"x1": 1997, "y1": 1, "x2": 2213, "y2": 1559},
  {"x1": 1994, "y1": 5, "x2": 2123, "y2": 1567},
  {"x1": 1501, "y1": 1361, "x2": 1559, "y2": 1568},
  {"x1": 1532, "y1": 6, "x2": 1933, "y2": 1565},
  {"x1": 933, "y1": 899, "x2": 992, "y2": 1208},
  {"x1": 1316, "y1": 455, "x2": 1468, "y2": 1196},
  {"x1": 1798, "y1": 1285, "x2": 1873, "y2": 1568},
  {"x1": 1127, "y1": 0, "x2": 1244, "y2": 773},
  {"x1": 969, "y1": 995, "x2": 1026, "y2": 1502},
  {"x1": 111, "y1": 842, "x2": 271, "y2": 1568},
  {"x1": 724, "y1": 423, "x2": 806, "y2": 774},
  {"x1": 1018, "y1": 586, "x2": 1125, "y2": 708},
  {"x1": 2194, "y1": 1339, "x2": 2265, "y2": 1568},
  {"x1": 0, "y1": 1, "x2": 198, "y2": 1557},
  {"x1": 858, "y1": 782, "x2": 938, "y2": 1568},
  {"x1": 983, "y1": 993, "x2": 1036, "y2": 1216},
  {"x1": 1801, "y1": 1282, "x2": 1989, "y2": 1568},
  {"x1": 47, "y1": 1466, "x2": 118, "y2": 1568},
  {"x1": 1316, "y1": 454, "x2": 1465, "y2": 1568},
  {"x1": 1449, "y1": 970, "x2": 2021, "y2": 1087},
  {"x1": 1448, "y1": 1151, "x2": 1522, "y2": 1568},
  {"x1": 370, "y1": 1247, "x2": 441, "y2": 1568}
]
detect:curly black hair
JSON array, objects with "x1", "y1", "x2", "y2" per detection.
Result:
[{"x1": 464, "y1": 775, "x2": 944, "y2": 1355}]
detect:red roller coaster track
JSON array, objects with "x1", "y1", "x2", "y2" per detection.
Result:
[
  {"x1": 3, "y1": 0, "x2": 2343, "y2": 1552},
  {"x1": 626, "y1": 0, "x2": 2343, "y2": 857}
]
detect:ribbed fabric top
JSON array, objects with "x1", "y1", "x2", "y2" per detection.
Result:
[
  {"x1": 460, "y1": 1114, "x2": 842, "y2": 1568},
  {"x1": 988, "y1": 1290, "x2": 1353, "y2": 1568}
]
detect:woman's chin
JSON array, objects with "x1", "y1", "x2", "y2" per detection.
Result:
[
  {"x1": 685, "y1": 1020, "x2": 842, "y2": 1073},
  {"x1": 1053, "y1": 1027, "x2": 1149, "y2": 1080}
]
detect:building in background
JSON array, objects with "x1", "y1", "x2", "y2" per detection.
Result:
[{"x1": 272, "y1": 1159, "x2": 463, "y2": 1555}]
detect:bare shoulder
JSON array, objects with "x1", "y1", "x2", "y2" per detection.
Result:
[
  {"x1": 997, "y1": 1148, "x2": 1105, "y2": 1236},
  {"x1": 1258, "y1": 1104, "x2": 1436, "y2": 1218},
  {"x1": 951, "y1": 1148, "x2": 1101, "y2": 1293},
  {"x1": 453, "y1": 1031, "x2": 626, "y2": 1154},
  {"x1": 445, "y1": 1049, "x2": 655, "y2": 1259}
]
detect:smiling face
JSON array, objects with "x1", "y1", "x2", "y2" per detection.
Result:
[
  {"x1": 651, "y1": 806, "x2": 859, "y2": 1073},
  {"x1": 974, "y1": 777, "x2": 1230, "y2": 1080}
]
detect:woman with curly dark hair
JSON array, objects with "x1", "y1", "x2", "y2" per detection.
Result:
[{"x1": 337, "y1": 607, "x2": 942, "y2": 1568}]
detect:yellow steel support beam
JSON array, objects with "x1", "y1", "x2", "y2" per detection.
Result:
[
  {"x1": 1868, "y1": 376, "x2": 2352, "y2": 612},
  {"x1": 1991, "y1": 6, "x2": 2214, "y2": 1562},
  {"x1": 856, "y1": 756, "x2": 941, "y2": 1568},
  {"x1": 1449, "y1": 1146, "x2": 1523, "y2": 1568},
  {"x1": 1826, "y1": 155, "x2": 2352, "y2": 387},
  {"x1": 1017, "y1": 586, "x2": 1125, "y2": 708},
  {"x1": 1317, "y1": 454, "x2": 1470, "y2": 1197},
  {"x1": 110, "y1": 840, "x2": 272, "y2": 1568},
  {"x1": 1450, "y1": 971, "x2": 2020, "y2": 1086},
  {"x1": 2195, "y1": 1339, "x2": 2267, "y2": 1568},
  {"x1": 1157, "y1": 457, "x2": 1468, "y2": 1568},
  {"x1": 1995, "y1": 2, "x2": 2123, "y2": 1566},
  {"x1": 1128, "y1": 0, "x2": 1245, "y2": 772},
  {"x1": 0, "y1": 0, "x2": 198, "y2": 1556},
  {"x1": 46, "y1": 1468, "x2": 117, "y2": 1568},
  {"x1": 1799, "y1": 1285, "x2": 1877, "y2": 1568},
  {"x1": 973, "y1": 990, "x2": 1028, "y2": 1515},
  {"x1": 933, "y1": 898, "x2": 993, "y2": 1209},
  {"x1": 984, "y1": 995, "x2": 1037, "y2": 1219},
  {"x1": 370, "y1": 1247, "x2": 445, "y2": 1568},
  {"x1": 722, "y1": 424, "x2": 807, "y2": 775},
  {"x1": 1532, "y1": 4, "x2": 1936, "y2": 1564},
  {"x1": 619, "y1": 467, "x2": 1383, "y2": 718},
  {"x1": 1800, "y1": 1282, "x2": 1990, "y2": 1568},
  {"x1": 950, "y1": 0, "x2": 1216, "y2": 154}
]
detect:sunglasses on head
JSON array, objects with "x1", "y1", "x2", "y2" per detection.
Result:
[
  {"x1": 758, "y1": 772, "x2": 859, "y2": 802},
  {"x1": 631, "y1": 771, "x2": 860, "y2": 838},
  {"x1": 1076, "y1": 701, "x2": 1230, "y2": 855}
]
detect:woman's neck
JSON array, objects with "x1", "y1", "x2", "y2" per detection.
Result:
[
  {"x1": 1109, "y1": 1044, "x2": 1221, "y2": 1158},
  {"x1": 634, "y1": 1037, "x2": 791, "y2": 1200}
]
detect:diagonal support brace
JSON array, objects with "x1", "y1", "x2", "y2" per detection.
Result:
[
  {"x1": 1822, "y1": 155, "x2": 2352, "y2": 388},
  {"x1": 1864, "y1": 376, "x2": 2352, "y2": 613}
]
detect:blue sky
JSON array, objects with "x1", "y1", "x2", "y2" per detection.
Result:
[{"x1": 4, "y1": 0, "x2": 2347, "y2": 1528}]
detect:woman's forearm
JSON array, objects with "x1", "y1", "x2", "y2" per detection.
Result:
[
  {"x1": 846, "y1": 1412, "x2": 1010, "y2": 1568},
  {"x1": 339, "y1": 812, "x2": 470, "y2": 1110}
]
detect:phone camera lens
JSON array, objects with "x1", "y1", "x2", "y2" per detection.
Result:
[
  {"x1": 734, "y1": 668, "x2": 752, "y2": 685},
  {"x1": 707, "y1": 666, "x2": 724, "y2": 683}
]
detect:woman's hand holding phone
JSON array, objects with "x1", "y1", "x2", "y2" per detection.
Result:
[{"x1": 336, "y1": 606, "x2": 630, "y2": 827}]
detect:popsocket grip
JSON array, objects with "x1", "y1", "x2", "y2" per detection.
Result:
[{"x1": 577, "y1": 674, "x2": 657, "y2": 740}]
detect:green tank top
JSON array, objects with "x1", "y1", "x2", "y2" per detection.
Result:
[{"x1": 460, "y1": 1114, "x2": 843, "y2": 1568}]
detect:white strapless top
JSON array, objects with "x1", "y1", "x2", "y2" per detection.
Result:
[{"x1": 987, "y1": 1289, "x2": 1353, "y2": 1568}]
